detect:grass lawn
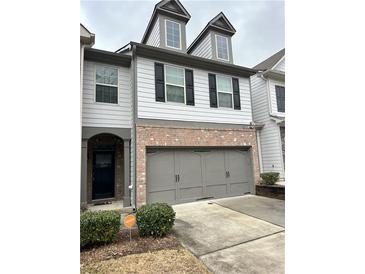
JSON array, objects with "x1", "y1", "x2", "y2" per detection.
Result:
[{"x1": 80, "y1": 229, "x2": 210, "y2": 274}]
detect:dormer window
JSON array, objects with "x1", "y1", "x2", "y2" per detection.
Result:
[
  {"x1": 165, "y1": 20, "x2": 181, "y2": 49},
  {"x1": 215, "y1": 35, "x2": 229, "y2": 61}
]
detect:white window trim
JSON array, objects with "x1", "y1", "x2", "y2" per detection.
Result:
[
  {"x1": 216, "y1": 75, "x2": 233, "y2": 109},
  {"x1": 94, "y1": 64, "x2": 119, "y2": 105},
  {"x1": 165, "y1": 19, "x2": 182, "y2": 50},
  {"x1": 164, "y1": 64, "x2": 186, "y2": 104},
  {"x1": 215, "y1": 34, "x2": 229, "y2": 61}
]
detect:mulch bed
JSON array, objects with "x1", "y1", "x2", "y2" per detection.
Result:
[
  {"x1": 81, "y1": 229, "x2": 211, "y2": 274},
  {"x1": 80, "y1": 229, "x2": 181, "y2": 264},
  {"x1": 256, "y1": 184, "x2": 285, "y2": 200}
]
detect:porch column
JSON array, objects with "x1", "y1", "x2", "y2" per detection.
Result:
[
  {"x1": 81, "y1": 139, "x2": 88, "y2": 206},
  {"x1": 123, "y1": 139, "x2": 131, "y2": 207}
]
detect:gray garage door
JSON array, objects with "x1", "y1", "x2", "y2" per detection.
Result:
[{"x1": 146, "y1": 148, "x2": 254, "y2": 205}]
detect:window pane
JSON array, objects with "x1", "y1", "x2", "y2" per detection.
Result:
[
  {"x1": 166, "y1": 66, "x2": 184, "y2": 86},
  {"x1": 217, "y1": 76, "x2": 232, "y2": 93},
  {"x1": 166, "y1": 84, "x2": 184, "y2": 103},
  {"x1": 96, "y1": 67, "x2": 118, "y2": 86},
  {"x1": 166, "y1": 20, "x2": 180, "y2": 48},
  {"x1": 218, "y1": 92, "x2": 232, "y2": 108},
  {"x1": 96, "y1": 85, "x2": 118, "y2": 104},
  {"x1": 216, "y1": 35, "x2": 228, "y2": 60},
  {"x1": 275, "y1": 86, "x2": 285, "y2": 112}
]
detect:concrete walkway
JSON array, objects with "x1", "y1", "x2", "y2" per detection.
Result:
[{"x1": 172, "y1": 195, "x2": 285, "y2": 274}]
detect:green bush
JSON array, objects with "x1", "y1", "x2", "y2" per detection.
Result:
[
  {"x1": 136, "y1": 203, "x2": 175, "y2": 237},
  {"x1": 260, "y1": 172, "x2": 280, "y2": 185},
  {"x1": 80, "y1": 210, "x2": 120, "y2": 248}
]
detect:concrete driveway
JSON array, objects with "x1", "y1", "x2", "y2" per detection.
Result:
[{"x1": 172, "y1": 195, "x2": 285, "y2": 274}]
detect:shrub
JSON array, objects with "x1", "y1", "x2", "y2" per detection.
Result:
[
  {"x1": 80, "y1": 210, "x2": 120, "y2": 248},
  {"x1": 260, "y1": 172, "x2": 280, "y2": 185},
  {"x1": 136, "y1": 203, "x2": 175, "y2": 237}
]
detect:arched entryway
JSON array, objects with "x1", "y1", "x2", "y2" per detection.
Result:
[
  {"x1": 81, "y1": 127, "x2": 131, "y2": 207},
  {"x1": 87, "y1": 134, "x2": 123, "y2": 202}
]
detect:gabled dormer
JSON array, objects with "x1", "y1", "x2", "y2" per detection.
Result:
[
  {"x1": 187, "y1": 12, "x2": 236, "y2": 64},
  {"x1": 141, "y1": 0, "x2": 191, "y2": 53}
]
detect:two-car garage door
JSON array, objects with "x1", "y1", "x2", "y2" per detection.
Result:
[{"x1": 146, "y1": 148, "x2": 254, "y2": 205}]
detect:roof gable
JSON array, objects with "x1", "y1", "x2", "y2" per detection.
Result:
[
  {"x1": 210, "y1": 12, "x2": 236, "y2": 33},
  {"x1": 141, "y1": 0, "x2": 191, "y2": 44},
  {"x1": 157, "y1": 0, "x2": 190, "y2": 17},
  {"x1": 253, "y1": 48, "x2": 285, "y2": 71},
  {"x1": 80, "y1": 23, "x2": 95, "y2": 45},
  {"x1": 187, "y1": 12, "x2": 236, "y2": 54}
]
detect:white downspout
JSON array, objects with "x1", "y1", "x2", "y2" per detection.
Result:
[{"x1": 256, "y1": 130, "x2": 264, "y2": 173}]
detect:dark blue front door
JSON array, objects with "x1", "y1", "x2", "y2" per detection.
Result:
[{"x1": 92, "y1": 151, "x2": 115, "y2": 200}]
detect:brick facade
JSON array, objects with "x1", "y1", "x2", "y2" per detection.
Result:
[
  {"x1": 87, "y1": 134, "x2": 124, "y2": 203},
  {"x1": 136, "y1": 124, "x2": 260, "y2": 206}
]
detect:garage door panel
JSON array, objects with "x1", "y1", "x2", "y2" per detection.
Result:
[
  {"x1": 147, "y1": 151, "x2": 176, "y2": 192},
  {"x1": 148, "y1": 190, "x2": 176, "y2": 204},
  {"x1": 206, "y1": 184, "x2": 227, "y2": 198},
  {"x1": 204, "y1": 151, "x2": 226, "y2": 187},
  {"x1": 177, "y1": 151, "x2": 202, "y2": 188},
  {"x1": 177, "y1": 151, "x2": 204, "y2": 201},
  {"x1": 230, "y1": 182, "x2": 249, "y2": 196},
  {"x1": 227, "y1": 150, "x2": 251, "y2": 182},
  {"x1": 179, "y1": 186, "x2": 204, "y2": 201}
]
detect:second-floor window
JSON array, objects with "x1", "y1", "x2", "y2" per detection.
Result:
[
  {"x1": 275, "y1": 85, "x2": 285, "y2": 112},
  {"x1": 217, "y1": 75, "x2": 233, "y2": 108},
  {"x1": 95, "y1": 66, "x2": 118, "y2": 104},
  {"x1": 165, "y1": 20, "x2": 181, "y2": 49},
  {"x1": 165, "y1": 65, "x2": 185, "y2": 103},
  {"x1": 216, "y1": 35, "x2": 229, "y2": 61}
]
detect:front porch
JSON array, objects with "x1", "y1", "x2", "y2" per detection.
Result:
[
  {"x1": 81, "y1": 127, "x2": 132, "y2": 208},
  {"x1": 86, "y1": 200, "x2": 134, "y2": 213}
]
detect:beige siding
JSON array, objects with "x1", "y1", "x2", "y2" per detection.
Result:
[
  {"x1": 82, "y1": 61, "x2": 132, "y2": 128},
  {"x1": 250, "y1": 75, "x2": 284, "y2": 178},
  {"x1": 136, "y1": 57, "x2": 253, "y2": 125},
  {"x1": 190, "y1": 33, "x2": 212, "y2": 59},
  {"x1": 146, "y1": 17, "x2": 160, "y2": 47}
]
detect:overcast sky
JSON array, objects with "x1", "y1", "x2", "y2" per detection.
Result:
[{"x1": 80, "y1": 0, "x2": 284, "y2": 68}]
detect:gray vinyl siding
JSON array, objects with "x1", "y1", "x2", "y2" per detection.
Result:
[
  {"x1": 158, "y1": 15, "x2": 187, "y2": 53},
  {"x1": 210, "y1": 31, "x2": 234, "y2": 64},
  {"x1": 136, "y1": 56, "x2": 253, "y2": 125},
  {"x1": 250, "y1": 75, "x2": 284, "y2": 178},
  {"x1": 82, "y1": 61, "x2": 132, "y2": 128},
  {"x1": 190, "y1": 33, "x2": 213, "y2": 59},
  {"x1": 146, "y1": 17, "x2": 160, "y2": 47}
]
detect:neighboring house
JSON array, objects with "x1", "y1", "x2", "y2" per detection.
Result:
[
  {"x1": 81, "y1": 0, "x2": 262, "y2": 209},
  {"x1": 250, "y1": 49, "x2": 285, "y2": 182}
]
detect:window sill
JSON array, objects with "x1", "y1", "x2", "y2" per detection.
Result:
[{"x1": 94, "y1": 101, "x2": 120, "y2": 106}]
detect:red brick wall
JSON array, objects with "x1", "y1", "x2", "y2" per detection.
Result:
[{"x1": 136, "y1": 125, "x2": 260, "y2": 206}]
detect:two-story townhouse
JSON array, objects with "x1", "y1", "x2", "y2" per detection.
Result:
[
  {"x1": 250, "y1": 49, "x2": 285, "y2": 183},
  {"x1": 80, "y1": 41, "x2": 133, "y2": 208},
  {"x1": 81, "y1": 0, "x2": 262, "y2": 209},
  {"x1": 116, "y1": 0, "x2": 261, "y2": 207}
]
